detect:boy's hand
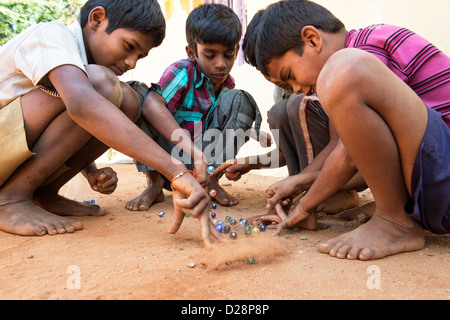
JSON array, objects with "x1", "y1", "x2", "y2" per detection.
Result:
[
  {"x1": 272, "y1": 201, "x2": 318, "y2": 236},
  {"x1": 265, "y1": 175, "x2": 303, "y2": 210},
  {"x1": 86, "y1": 167, "x2": 118, "y2": 195},
  {"x1": 168, "y1": 172, "x2": 226, "y2": 249},
  {"x1": 210, "y1": 159, "x2": 252, "y2": 181}
]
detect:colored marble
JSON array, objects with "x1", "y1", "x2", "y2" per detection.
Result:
[
  {"x1": 207, "y1": 165, "x2": 215, "y2": 175},
  {"x1": 223, "y1": 225, "x2": 231, "y2": 234},
  {"x1": 225, "y1": 216, "x2": 231, "y2": 223},
  {"x1": 244, "y1": 226, "x2": 251, "y2": 235},
  {"x1": 230, "y1": 232, "x2": 237, "y2": 240},
  {"x1": 217, "y1": 220, "x2": 224, "y2": 226},
  {"x1": 216, "y1": 224, "x2": 223, "y2": 232},
  {"x1": 239, "y1": 219, "x2": 248, "y2": 227},
  {"x1": 209, "y1": 189, "x2": 217, "y2": 197},
  {"x1": 259, "y1": 224, "x2": 267, "y2": 232},
  {"x1": 211, "y1": 203, "x2": 217, "y2": 209},
  {"x1": 211, "y1": 212, "x2": 216, "y2": 218},
  {"x1": 251, "y1": 225, "x2": 260, "y2": 235},
  {"x1": 246, "y1": 254, "x2": 256, "y2": 264},
  {"x1": 158, "y1": 211, "x2": 165, "y2": 218},
  {"x1": 230, "y1": 219, "x2": 237, "y2": 225}
]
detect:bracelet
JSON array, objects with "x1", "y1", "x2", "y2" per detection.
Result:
[{"x1": 171, "y1": 170, "x2": 195, "y2": 190}]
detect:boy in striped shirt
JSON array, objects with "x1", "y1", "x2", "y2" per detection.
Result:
[
  {"x1": 127, "y1": 4, "x2": 263, "y2": 212},
  {"x1": 255, "y1": 0, "x2": 450, "y2": 260}
]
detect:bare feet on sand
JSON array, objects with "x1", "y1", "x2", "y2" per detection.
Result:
[
  {"x1": 318, "y1": 213, "x2": 425, "y2": 260},
  {"x1": 0, "y1": 200, "x2": 83, "y2": 236},
  {"x1": 209, "y1": 177, "x2": 239, "y2": 206},
  {"x1": 316, "y1": 190, "x2": 360, "y2": 214},
  {"x1": 339, "y1": 201, "x2": 375, "y2": 221},
  {"x1": 125, "y1": 171, "x2": 165, "y2": 211}
]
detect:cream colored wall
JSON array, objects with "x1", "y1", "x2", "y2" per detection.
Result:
[{"x1": 121, "y1": 0, "x2": 450, "y2": 177}]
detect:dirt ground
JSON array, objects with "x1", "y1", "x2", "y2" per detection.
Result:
[{"x1": 0, "y1": 163, "x2": 448, "y2": 301}]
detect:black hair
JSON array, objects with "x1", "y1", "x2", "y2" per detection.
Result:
[
  {"x1": 186, "y1": 3, "x2": 242, "y2": 55},
  {"x1": 242, "y1": 9, "x2": 265, "y2": 67},
  {"x1": 80, "y1": 0, "x2": 166, "y2": 47},
  {"x1": 256, "y1": 0, "x2": 345, "y2": 75}
]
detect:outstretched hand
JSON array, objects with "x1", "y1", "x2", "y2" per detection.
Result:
[
  {"x1": 168, "y1": 172, "x2": 226, "y2": 249},
  {"x1": 210, "y1": 159, "x2": 252, "y2": 181}
]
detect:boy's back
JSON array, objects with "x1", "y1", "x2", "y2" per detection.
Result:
[{"x1": 345, "y1": 24, "x2": 450, "y2": 128}]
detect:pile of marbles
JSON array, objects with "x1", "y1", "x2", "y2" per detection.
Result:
[{"x1": 210, "y1": 201, "x2": 266, "y2": 240}]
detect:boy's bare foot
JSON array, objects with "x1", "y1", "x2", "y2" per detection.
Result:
[
  {"x1": 126, "y1": 189, "x2": 164, "y2": 211},
  {"x1": 125, "y1": 170, "x2": 165, "y2": 211},
  {"x1": 316, "y1": 190, "x2": 360, "y2": 214},
  {"x1": 0, "y1": 200, "x2": 83, "y2": 236},
  {"x1": 34, "y1": 191, "x2": 106, "y2": 216},
  {"x1": 339, "y1": 201, "x2": 375, "y2": 220},
  {"x1": 318, "y1": 213, "x2": 425, "y2": 260},
  {"x1": 209, "y1": 177, "x2": 239, "y2": 206}
]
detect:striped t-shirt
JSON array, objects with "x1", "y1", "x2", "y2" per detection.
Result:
[
  {"x1": 151, "y1": 59, "x2": 235, "y2": 142},
  {"x1": 345, "y1": 24, "x2": 450, "y2": 129}
]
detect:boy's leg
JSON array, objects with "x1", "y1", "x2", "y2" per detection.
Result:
[
  {"x1": 314, "y1": 48, "x2": 427, "y2": 259},
  {"x1": 205, "y1": 90, "x2": 261, "y2": 206},
  {"x1": 0, "y1": 65, "x2": 124, "y2": 236},
  {"x1": 124, "y1": 82, "x2": 166, "y2": 211},
  {"x1": 35, "y1": 81, "x2": 141, "y2": 214}
]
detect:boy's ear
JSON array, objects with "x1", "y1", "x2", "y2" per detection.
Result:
[
  {"x1": 185, "y1": 45, "x2": 196, "y2": 62},
  {"x1": 88, "y1": 6, "x2": 108, "y2": 31},
  {"x1": 301, "y1": 26, "x2": 323, "y2": 53}
]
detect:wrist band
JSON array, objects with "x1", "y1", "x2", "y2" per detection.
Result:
[{"x1": 171, "y1": 170, "x2": 195, "y2": 190}]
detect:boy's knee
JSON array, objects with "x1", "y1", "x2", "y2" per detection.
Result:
[
  {"x1": 85, "y1": 65, "x2": 123, "y2": 107},
  {"x1": 120, "y1": 82, "x2": 141, "y2": 123},
  {"x1": 268, "y1": 99, "x2": 288, "y2": 130}
]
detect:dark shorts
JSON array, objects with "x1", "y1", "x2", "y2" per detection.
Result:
[{"x1": 404, "y1": 107, "x2": 450, "y2": 234}]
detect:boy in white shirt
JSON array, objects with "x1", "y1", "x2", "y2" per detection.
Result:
[{"x1": 0, "y1": 0, "x2": 222, "y2": 248}]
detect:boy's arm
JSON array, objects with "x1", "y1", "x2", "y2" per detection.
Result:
[{"x1": 49, "y1": 65, "x2": 187, "y2": 180}]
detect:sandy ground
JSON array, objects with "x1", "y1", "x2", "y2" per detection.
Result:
[{"x1": 0, "y1": 163, "x2": 448, "y2": 301}]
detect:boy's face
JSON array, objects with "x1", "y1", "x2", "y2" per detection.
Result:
[
  {"x1": 187, "y1": 43, "x2": 238, "y2": 91},
  {"x1": 85, "y1": 12, "x2": 156, "y2": 76},
  {"x1": 266, "y1": 48, "x2": 322, "y2": 96}
]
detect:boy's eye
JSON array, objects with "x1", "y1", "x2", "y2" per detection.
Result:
[
  {"x1": 126, "y1": 42, "x2": 134, "y2": 50},
  {"x1": 205, "y1": 54, "x2": 214, "y2": 59}
]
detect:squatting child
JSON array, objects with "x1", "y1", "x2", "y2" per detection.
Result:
[
  {"x1": 126, "y1": 3, "x2": 263, "y2": 212},
  {"x1": 255, "y1": 0, "x2": 450, "y2": 259},
  {"x1": 0, "y1": 0, "x2": 222, "y2": 248},
  {"x1": 213, "y1": 8, "x2": 362, "y2": 226}
]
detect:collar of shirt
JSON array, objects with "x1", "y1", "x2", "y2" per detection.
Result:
[{"x1": 68, "y1": 20, "x2": 88, "y2": 66}]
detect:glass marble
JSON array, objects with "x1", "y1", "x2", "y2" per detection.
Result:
[
  {"x1": 217, "y1": 220, "x2": 224, "y2": 226},
  {"x1": 259, "y1": 224, "x2": 267, "y2": 232},
  {"x1": 230, "y1": 219, "x2": 237, "y2": 225},
  {"x1": 211, "y1": 212, "x2": 216, "y2": 218},
  {"x1": 251, "y1": 225, "x2": 260, "y2": 235},
  {"x1": 223, "y1": 225, "x2": 231, "y2": 234},
  {"x1": 158, "y1": 211, "x2": 165, "y2": 218},
  {"x1": 209, "y1": 189, "x2": 217, "y2": 197},
  {"x1": 246, "y1": 254, "x2": 256, "y2": 264},
  {"x1": 216, "y1": 224, "x2": 223, "y2": 232},
  {"x1": 230, "y1": 232, "x2": 237, "y2": 240},
  {"x1": 225, "y1": 216, "x2": 231, "y2": 223},
  {"x1": 207, "y1": 165, "x2": 215, "y2": 175},
  {"x1": 211, "y1": 203, "x2": 217, "y2": 209},
  {"x1": 239, "y1": 219, "x2": 248, "y2": 227}
]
